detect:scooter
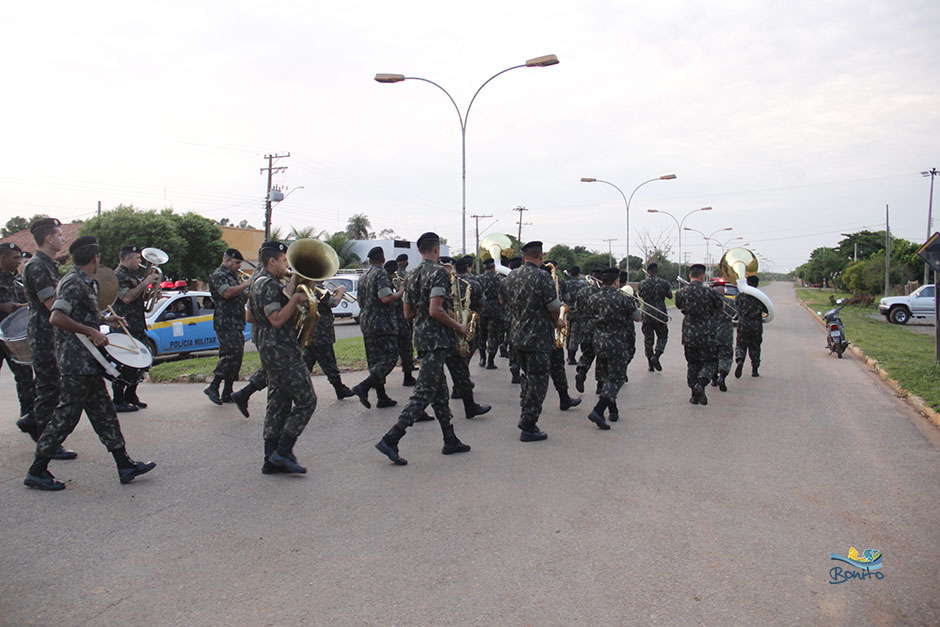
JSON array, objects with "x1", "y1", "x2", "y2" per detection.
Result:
[{"x1": 818, "y1": 298, "x2": 848, "y2": 358}]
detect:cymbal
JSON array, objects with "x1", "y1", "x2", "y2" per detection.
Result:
[{"x1": 92, "y1": 266, "x2": 119, "y2": 311}]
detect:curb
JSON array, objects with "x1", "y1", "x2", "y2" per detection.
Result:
[{"x1": 796, "y1": 296, "x2": 940, "y2": 431}]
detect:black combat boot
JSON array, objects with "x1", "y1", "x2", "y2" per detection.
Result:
[
  {"x1": 711, "y1": 374, "x2": 719, "y2": 387},
  {"x1": 510, "y1": 367, "x2": 521, "y2": 384},
  {"x1": 270, "y1": 435, "x2": 306, "y2": 474},
  {"x1": 499, "y1": 343, "x2": 509, "y2": 358},
  {"x1": 375, "y1": 383, "x2": 397, "y2": 408},
  {"x1": 126, "y1": 383, "x2": 147, "y2": 408},
  {"x1": 463, "y1": 396, "x2": 491, "y2": 419},
  {"x1": 231, "y1": 381, "x2": 259, "y2": 418},
  {"x1": 648, "y1": 358, "x2": 655, "y2": 372},
  {"x1": 203, "y1": 376, "x2": 223, "y2": 406},
  {"x1": 717, "y1": 372, "x2": 728, "y2": 392},
  {"x1": 110, "y1": 446, "x2": 156, "y2": 484},
  {"x1": 402, "y1": 371, "x2": 416, "y2": 387},
  {"x1": 478, "y1": 350, "x2": 486, "y2": 367},
  {"x1": 574, "y1": 369, "x2": 585, "y2": 393},
  {"x1": 567, "y1": 349, "x2": 577, "y2": 365},
  {"x1": 588, "y1": 399, "x2": 611, "y2": 430},
  {"x1": 375, "y1": 423, "x2": 408, "y2": 465},
  {"x1": 559, "y1": 390, "x2": 581, "y2": 411},
  {"x1": 16, "y1": 413, "x2": 39, "y2": 442},
  {"x1": 752, "y1": 365, "x2": 760, "y2": 377},
  {"x1": 24, "y1": 456, "x2": 65, "y2": 491},
  {"x1": 351, "y1": 375, "x2": 375, "y2": 408},
  {"x1": 262, "y1": 439, "x2": 288, "y2": 474},
  {"x1": 221, "y1": 379, "x2": 234, "y2": 403},
  {"x1": 113, "y1": 382, "x2": 137, "y2": 413},
  {"x1": 693, "y1": 379, "x2": 709, "y2": 405},
  {"x1": 653, "y1": 352, "x2": 663, "y2": 372},
  {"x1": 451, "y1": 387, "x2": 462, "y2": 399},
  {"x1": 734, "y1": 360, "x2": 744, "y2": 379},
  {"x1": 607, "y1": 401, "x2": 620, "y2": 423},
  {"x1": 486, "y1": 353, "x2": 498, "y2": 369},
  {"x1": 441, "y1": 424, "x2": 471, "y2": 454},
  {"x1": 519, "y1": 423, "x2": 548, "y2": 442},
  {"x1": 334, "y1": 383, "x2": 355, "y2": 400}
]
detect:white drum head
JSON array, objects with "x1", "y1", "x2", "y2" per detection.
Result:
[{"x1": 104, "y1": 333, "x2": 153, "y2": 369}]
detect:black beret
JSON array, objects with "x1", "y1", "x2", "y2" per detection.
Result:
[
  {"x1": 396, "y1": 253, "x2": 409, "y2": 262},
  {"x1": 569, "y1": 266, "x2": 581, "y2": 276},
  {"x1": 260, "y1": 240, "x2": 287, "y2": 253},
  {"x1": 508, "y1": 256, "x2": 523, "y2": 269},
  {"x1": 367, "y1": 246, "x2": 385, "y2": 261},
  {"x1": 689, "y1": 263, "x2": 706, "y2": 273},
  {"x1": 416, "y1": 232, "x2": 440, "y2": 247},
  {"x1": 29, "y1": 217, "x2": 61, "y2": 234},
  {"x1": 440, "y1": 256, "x2": 453, "y2": 265},
  {"x1": 225, "y1": 248, "x2": 244, "y2": 261},
  {"x1": 69, "y1": 235, "x2": 100, "y2": 256},
  {"x1": 120, "y1": 245, "x2": 141, "y2": 255},
  {"x1": 521, "y1": 240, "x2": 543, "y2": 253},
  {"x1": 383, "y1": 260, "x2": 398, "y2": 273},
  {"x1": 454, "y1": 258, "x2": 470, "y2": 272},
  {"x1": 0, "y1": 242, "x2": 22, "y2": 255},
  {"x1": 482, "y1": 258, "x2": 495, "y2": 268},
  {"x1": 598, "y1": 267, "x2": 620, "y2": 280}
]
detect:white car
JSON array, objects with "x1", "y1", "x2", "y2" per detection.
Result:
[
  {"x1": 878, "y1": 285, "x2": 936, "y2": 324},
  {"x1": 325, "y1": 274, "x2": 361, "y2": 322}
]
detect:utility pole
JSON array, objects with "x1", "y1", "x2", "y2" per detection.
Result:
[
  {"x1": 885, "y1": 204, "x2": 891, "y2": 298},
  {"x1": 923, "y1": 168, "x2": 938, "y2": 285},
  {"x1": 470, "y1": 213, "x2": 493, "y2": 274},
  {"x1": 603, "y1": 238, "x2": 617, "y2": 267},
  {"x1": 261, "y1": 152, "x2": 290, "y2": 239},
  {"x1": 513, "y1": 206, "x2": 529, "y2": 244},
  {"x1": 97, "y1": 201, "x2": 101, "y2": 217}
]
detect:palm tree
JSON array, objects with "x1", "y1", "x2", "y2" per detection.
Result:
[
  {"x1": 345, "y1": 214, "x2": 372, "y2": 240},
  {"x1": 288, "y1": 225, "x2": 326, "y2": 242},
  {"x1": 323, "y1": 232, "x2": 362, "y2": 269}
]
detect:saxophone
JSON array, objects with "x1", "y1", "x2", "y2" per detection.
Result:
[
  {"x1": 452, "y1": 276, "x2": 478, "y2": 357},
  {"x1": 546, "y1": 262, "x2": 569, "y2": 348}
]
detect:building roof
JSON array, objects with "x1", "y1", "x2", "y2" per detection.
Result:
[{"x1": 0, "y1": 222, "x2": 84, "y2": 260}]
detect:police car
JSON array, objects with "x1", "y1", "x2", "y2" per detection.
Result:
[{"x1": 143, "y1": 283, "x2": 251, "y2": 357}]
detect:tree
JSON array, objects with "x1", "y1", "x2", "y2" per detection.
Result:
[
  {"x1": 169, "y1": 212, "x2": 229, "y2": 281},
  {"x1": 581, "y1": 253, "x2": 612, "y2": 275},
  {"x1": 546, "y1": 244, "x2": 578, "y2": 271},
  {"x1": 837, "y1": 230, "x2": 886, "y2": 262},
  {"x1": 323, "y1": 232, "x2": 362, "y2": 269},
  {"x1": 2, "y1": 213, "x2": 49, "y2": 237},
  {"x1": 796, "y1": 247, "x2": 846, "y2": 287},
  {"x1": 288, "y1": 225, "x2": 326, "y2": 241},
  {"x1": 345, "y1": 214, "x2": 372, "y2": 240},
  {"x1": 377, "y1": 228, "x2": 398, "y2": 240}
]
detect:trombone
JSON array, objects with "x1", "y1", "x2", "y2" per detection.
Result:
[
  {"x1": 621, "y1": 284, "x2": 671, "y2": 324},
  {"x1": 323, "y1": 280, "x2": 357, "y2": 303},
  {"x1": 676, "y1": 276, "x2": 737, "y2": 320}
]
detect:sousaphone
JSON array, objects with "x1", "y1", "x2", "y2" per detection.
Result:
[{"x1": 718, "y1": 247, "x2": 775, "y2": 323}]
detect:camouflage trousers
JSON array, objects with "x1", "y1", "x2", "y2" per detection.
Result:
[
  {"x1": 36, "y1": 375, "x2": 124, "y2": 458},
  {"x1": 396, "y1": 323, "x2": 415, "y2": 374},
  {"x1": 249, "y1": 366, "x2": 267, "y2": 390},
  {"x1": 363, "y1": 334, "x2": 399, "y2": 383},
  {"x1": 684, "y1": 344, "x2": 716, "y2": 389},
  {"x1": 735, "y1": 329, "x2": 762, "y2": 367},
  {"x1": 596, "y1": 336, "x2": 633, "y2": 401},
  {"x1": 1, "y1": 345, "x2": 35, "y2": 416},
  {"x1": 549, "y1": 346, "x2": 568, "y2": 393},
  {"x1": 395, "y1": 347, "x2": 454, "y2": 428},
  {"x1": 261, "y1": 357, "x2": 316, "y2": 445},
  {"x1": 517, "y1": 349, "x2": 550, "y2": 429},
  {"x1": 445, "y1": 349, "x2": 475, "y2": 399},
  {"x1": 642, "y1": 321, "x2": 669, "y2": 360},
  {"x1": 30, "y1": 343, "x2": 59, "y2": 434},
  {"x1": 213, "y1": 327, "x2": 245, "y2": 380},
  {"x1": 565, "y1": 318, "x2": 580, "y2": 352},
  {"x1": 576, "y1": 340, "x2": 607, "y2": 385},
  {"x1": 713, "y1": 324, "x2": 735, "y2": 376},
  {"x1": 480, "y1": 315, "x2": 503, "y2": 356},
  {"x1": 303, "y1": 339, "x2": 342, "y2": 387}
]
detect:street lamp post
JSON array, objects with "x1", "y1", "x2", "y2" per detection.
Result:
[
  {"x1": 375, "y1": 55, "x2": 559, "y2": 256},
  {"x1": 647, "y1": 206, "x2": 713, "y2": 277},
  {"x1": 581, "y1": 174, "x2": 676, "y2": 276},
  {"x1": 684, "y1": 226, "x2": 732, "y2": 277}
]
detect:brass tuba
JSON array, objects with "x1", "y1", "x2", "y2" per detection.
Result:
[
  {"x1": 286, "y1": 238, "x2": 340, "y2": 347},
  {"x1": 141, "y1": 247, "x2": 168, "y2": 312},
  {"x1": 480, "y1": 233, "x2": 513, "y2": 276},
  {"x1": 718, "y1": 247, "x2": 774, "y2": 323}
]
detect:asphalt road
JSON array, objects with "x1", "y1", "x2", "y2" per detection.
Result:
[{"x1": 2, "y1": 282, "x2": 939, "y2": 625}]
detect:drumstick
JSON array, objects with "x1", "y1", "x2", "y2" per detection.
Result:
[
  {"x1": 106, "y1": 305, "x2": 143, "y2": 350},
  {"x1": 107, "y1": 342, "x2": 138, "y2": 353}
]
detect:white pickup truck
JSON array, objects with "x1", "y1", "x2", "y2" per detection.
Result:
[{"x1": 878, "y1": 285, "x2": 936, "y2": 324}]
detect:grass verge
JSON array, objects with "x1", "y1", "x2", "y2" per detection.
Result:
[
  {"x1": 795, "y1": 287, "x2": 940, "y2": 411},
  {"x1": 149, "y1": 336, "x2": 368, "y2": 383}
]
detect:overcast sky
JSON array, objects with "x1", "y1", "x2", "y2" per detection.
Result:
[{"x1": 1, "y1": 0, "x2": 937, "y2": 271}]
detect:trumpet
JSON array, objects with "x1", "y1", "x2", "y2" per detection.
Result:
[{"x1": 323, "y1": 280, "x2": 357, "y2": 303}]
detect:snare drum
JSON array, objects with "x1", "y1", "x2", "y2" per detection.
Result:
[
  {"x1": 0, "y1": 306, "x2": 31, "y2": 365},
  {"x1": 84, "y1": 332, "x2": 153, "y2": 385}
]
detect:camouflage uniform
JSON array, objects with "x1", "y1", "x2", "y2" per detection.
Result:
[
  {"x1": 674, "y1": 280, "x2": 723, "y2": 390},
  {"x1": 0, "y1": 270, "x2": 35, "y2": 417},
  {"x1": 111, "y1": 264, "x2": 150, "y2": 402},
  {"x1": 393, "y1": 269, "x2": 415, "y2": 378},
  {"x1": 23, "y1": 250, "x2": 61, "y2": 434},
  {"x1": 712, "y1": 292, "x2": 735, "y2": 377},
  {"x1": 564, "y1": 276, "x2": 588, "y2": 356},
  {"x1": 575, "y1": 283, "x2": 606, "y2": 389},
  {"x1": 735, "y1": 292, "x2": 765, "y2": 369},
  {"x1": 208, "y1": 264, "x2": 247, "y2": 382},
  {"x1": 248, "y1": 268, "x2": 316, "y2": 454},
  {"x1": 499, "y1": 277, "x2": 519, "y2": 378},
  {"x1": 637, "y1": 275, "x2": 672, "y2": 362},
  {"x1": 35, "y1": 266, "x2": 126, "y2": 458},
  {"x1": 587, "y1": 286, "x2": 638, "y2": 402},
  {"x1": 358, "y1": 264, "x2": 399, "y2": 388},
  {"x1": 302, "y1": 287, "x2": 346, "y2": 388},
  {"x1": 505, "y1": 261, "x2": 562, "y2": 431},
  {"x1": 477, "y1": 269, "x2": 504, "y2": 361},
  {"x1": 391, "y1": 259, "x2": 458, "y2": 428}
]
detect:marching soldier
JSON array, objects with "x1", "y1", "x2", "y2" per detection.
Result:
[
  {"x1": 375, "y1": 232, "x2": 472, "y2": 465},
  {"x1": 637, "y1": 263, "x2": 673, "y2": 372},
  {"x1": 23, "y1": 236, "x2": 156, "y2": 490},
  {"x1": 543, "y1": 263, "x2": 581, "y2": 411},
  {"x1": 303, "y1": 279, "x2": 356, "y2": 400},
  {"x1": 19, "y1": 217, "x2": 77, "y2": 460},
  {"x1": 476, "y1": 258, "x2": 504, "y2": 369},
  {"x1": 585, "y1": 267, "x2": 640, "y2": 429},
  {"x1": 504, "y1": 241, "x2": 563, "y2": 442},
  {"x1": 205, "y1": 248, "x2": 250, "y2": 405},
  {"x1": 394, "y1": 254, "x2": 416, "y2": 386},
  {"x1": 247, "y1": 240, "x2": 316, "y2": 474},
  {"x1": 710, "y1": 281, "x2": 735, "y2": 391},
  {"x1": 0, "y1": 243, "x2": 35, "y2": 429},
  {"x1": 574, "y1": 274, "x2": 603, "y2": 395},
  {"x1": 451, "y1": 256, "x2": 484, "y2": 398},
  {"x1": 735, "y1": 275, "x2": 766, "y2": 378},
  {"x1": 501, "y1": 256, "x2": 523, "y2": 383},
  {"x1": 351, "y1": 247, "x2": 402, "y2": 409},
  {"x1": 674, "y1": 264, "x2": 723, "y2": 405},
  {"x1": 111, "y1": 245, "x2": 161, "y2": 412},
  {"x1": 564, "y1": 266, "x2": 588, "y2": 364}
]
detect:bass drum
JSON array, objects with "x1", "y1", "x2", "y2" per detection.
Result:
[
  {"x1": 0, "y1": 306, "x2": 31, "y2": 365},
  {"x1": 82, "y1": 332, "x2": 153, "y2": 385}
]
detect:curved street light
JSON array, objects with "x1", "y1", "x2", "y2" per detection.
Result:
[
  {"x1": 683, "y1": 226, "x2": 732, "y2": 277},
  {"x1": 580, "y1": 174, "x2": 676, "y2": 274},
  {"x1": 647, "y1": 206, "x2": 712, "y2": 277},
  {"x1": 375, "y1": 54, "x2": 560, "y2": 255}
]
